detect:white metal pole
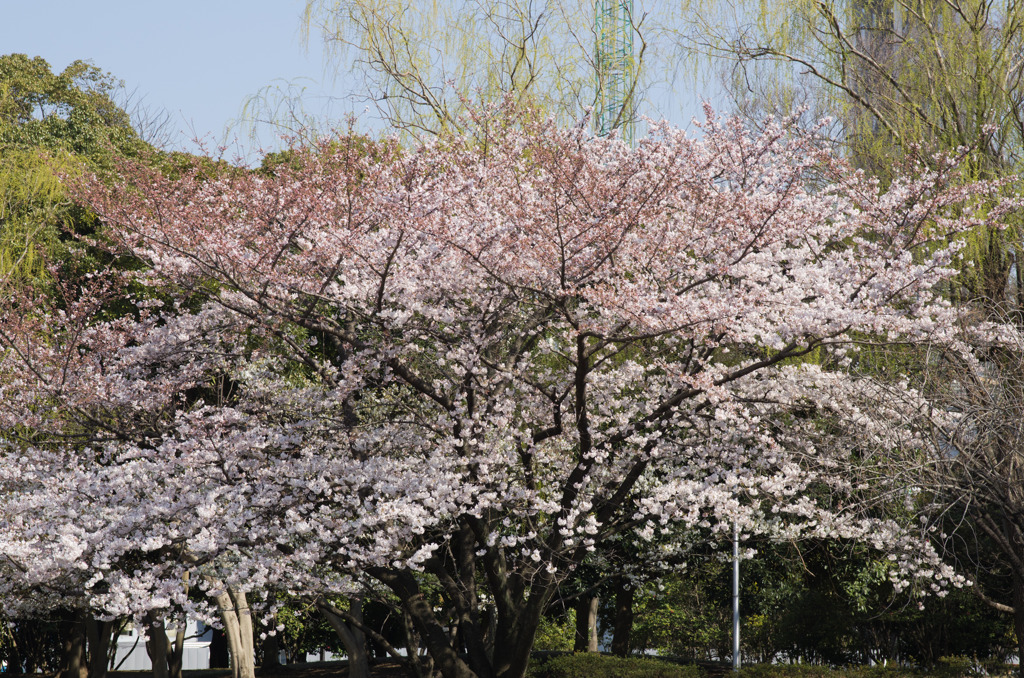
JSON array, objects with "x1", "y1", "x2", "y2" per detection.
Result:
[{"x1": 733, "y1": 520, "x2": 740, "y2": 670}]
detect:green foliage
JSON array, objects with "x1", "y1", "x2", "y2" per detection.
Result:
[
  {"x1": 761, "y1": 545, "x2": 1015, "y2": 666},
  {"x1": 737, "y1": 658, "x2": 1018, "y2": 678},
  {"x1": 740, "y1": 666, "x2": 879, "y2": 678},
  {"x1": 265, "y1": 601, "x2": 339, "y2": 662},
  {"x1": 528, "y1": 653, "x2": 701, "y2": 678},
  {"x1": 155, "y1": 149, "x2": 239, "y2": 182},
  {"x1": 737, "y1": 665, "x2": 906, "y2": 678},
  {"x1": 631, "y1": 560, "x2": 732, "y2": 662},
  {"x1": 0, "y1": 53, "x2": 148, "y2": 285},
  {"x1": 629, "y1": 541, "x2": 1015, "y2": 666},
  {"x1": 0, "y1": 54, "x2": 139, "y2": 162},
  {"x1": 0, "y1": 146, "x2": 70, "y2": 281},
  {"x1": 534, "y1": 608, "x2": 577, "y2": 652}
]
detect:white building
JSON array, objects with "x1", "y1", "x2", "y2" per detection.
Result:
[{"x1": 112, "y1": 619, "x2": 213, "y2": 671}]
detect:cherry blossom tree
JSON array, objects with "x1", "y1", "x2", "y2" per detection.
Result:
[
  {"x1": 3, "y1": 104, "x2": 1018, "y2": 678},
  {"x1": 933, "y1": 336, "x2": 1024, "y2": 669},
  {"x1": 0, "y1": 272, "x2": 260, "y2": 678},
  {"x1": 833, "y1": 321, "x2": 1024, "y2": 669}
]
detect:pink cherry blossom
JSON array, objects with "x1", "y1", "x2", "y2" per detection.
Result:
[{"x1": 0, "y1": 103, "x2": 1017, "y2": 678}]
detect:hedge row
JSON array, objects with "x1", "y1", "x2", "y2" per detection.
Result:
[
  {"x1": 738, "y1": 657, "x2": 1017, "y2": 678},
  {"x1": 528, "y1": 653, "x2": 700, "y2": 678},
  {"x1": 527, "y1": 653, "x2": 1018, "y2": 678}
]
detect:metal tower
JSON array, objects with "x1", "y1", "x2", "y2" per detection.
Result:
[{"x1": 594, "y1": 0, "x2": 635, "y2": 143}]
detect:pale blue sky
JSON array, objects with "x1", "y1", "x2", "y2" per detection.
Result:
[
  {"x1": 0, "y1": 1, "x2": 715, "y2": 160},
  {"x1": 0, "y1": 0, "x2": 358, "y2": 156}
]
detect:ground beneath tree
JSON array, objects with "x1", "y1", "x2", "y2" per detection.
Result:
[
  {"x1": 249, "y1": 661, "x2": 409, "y2": 678},
  {"x1": 10, "y1": 657, "x2": 734, "y2": 678},
  {"x1": 106, "y1": 657, "x2": 732, "y2": 678},
  {"x1": 97, "y1": 662, "x2": 409, "y2": 678}
]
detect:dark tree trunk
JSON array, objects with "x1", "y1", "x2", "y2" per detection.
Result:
[
  {"x1": 573, "y1": 597, "x2": 599, "y2": 652},
  {"x1": 1014, "y1": 574, "x2": 1024, "y2": 678},
  {"x1": 403, "y1": 608, "x2": 433, "y2": 678},
  {"x1": 318, "y1": 598, "x2": 369, "y2": 678},
  {"x1": 373, "y1": 529, "x2": 561, "y2": 678},
  {"x1": 611, "y1": 579, "x2": 633, "y2": 657},
  {"x1": 261, "y1": 626, "x2": 281, "y2": 671},
  {"x1": 85, "y1": 618, "x2": 114, "y2": 678},
  {"x1": 496, "y1": 590, "x2": 551, "y2": 678},
  {"x1": 374, "y1": 569, "x2": 478, "y2": 678},
  {"x1": 60, "y1": 612, "x2": 87, "y2": 678},
  {"x1": 145, "y1": 612, "x2": 168, "y2": 678},
  {"x1": 210, "y1": 628, "x2": 230, "y2": 668},
  {"x1": 7, "y1": 630, "x2": 22, "y2": 675},
  {"x1": 168, "y1": 624, "x2": 185, "y2": 678}
]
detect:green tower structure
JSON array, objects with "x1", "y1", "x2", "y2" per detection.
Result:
[{"x1": 594, "y1": 0, "x2": 635, "y2": 143}]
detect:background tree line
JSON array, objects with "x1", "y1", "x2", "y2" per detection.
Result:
[
  {"x1": 2, "y1": 0, "x2": 1024, "y2": 673},
  {"x1": 296, "y1": 0, "x2": 1024, "y2": 665}
]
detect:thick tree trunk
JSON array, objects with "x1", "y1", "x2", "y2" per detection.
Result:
[
  {"x1": 376, "y1": 548, "x2": 558, "y2": 678},
  {"x1": 214, "y1": 588, "x2": 256, "y2": 678},
  {"x1": 318, "y1": 598, "x2": 370, "y2": 678},
  {"x1": 373, "y1": 568, "x2": 478, "y2": 678},
  {"x1": 403, "y1": 608, "x2": 433, "y2": 678},
  {"x1": 500, "y1": 595, "x2": 552, "y2": 678},
  {"x1": 482, "y1": 605, "x2": 497, "y2": 661},
  {"x1": 60, "y1": 612, "x2": 87, "y2": 678},
  {"x1": 611, "y1": 580, "x2": 633, "y2": 657},
  {"x1": 145, "y1": 612, "x2": 169, "y2": 678},
  {"x1": 216, "y1": 592, "x2": 242, "y2": 678},
  {"x1": 573, "y1": 597, "x2": 599, "y2": 652},
  {"x1": 235, "y1": 590, "x2": 256, "y2": 678},
  {"x1": 168, "y1": 624, "x2": 185, "y2": 678},
  {"x1": 85, "y1": 618, "x2": 114, "y2": 678}
]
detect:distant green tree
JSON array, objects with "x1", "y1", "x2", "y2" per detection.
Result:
[
  {"x1": 0, "y1": 54, "x2": 156, "y2": 678},
  {"x1": 630, "y1": 541, "x2": 1015, "y2": 666},
  {"x1": 0, "y1": 54, "x2": 139, "y2": 158},
  {"x1": 0, "y1": 54, "x2": 145, "y2": 285}
]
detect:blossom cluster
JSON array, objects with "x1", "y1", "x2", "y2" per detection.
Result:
[{"x1": 0, "y1": 105, "x2": 1009, "y2": 638}]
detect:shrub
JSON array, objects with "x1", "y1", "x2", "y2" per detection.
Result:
[
  {"x1": 533, "y1": 609, "x2": 576, "y2": 651},
  {"x1": 736, "y1": 658, "x2": 1020, "y2": 678},
  {"x1": 528, "y1": 653, "x2": 701, "y2": 678},
  {"x1": 739, "y1": 665, "x2": 853, "y2": 678}
]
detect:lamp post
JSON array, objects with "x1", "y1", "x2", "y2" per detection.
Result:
[{"x1": 733, "y1": 520, "x2": 740, "y2": 670}]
